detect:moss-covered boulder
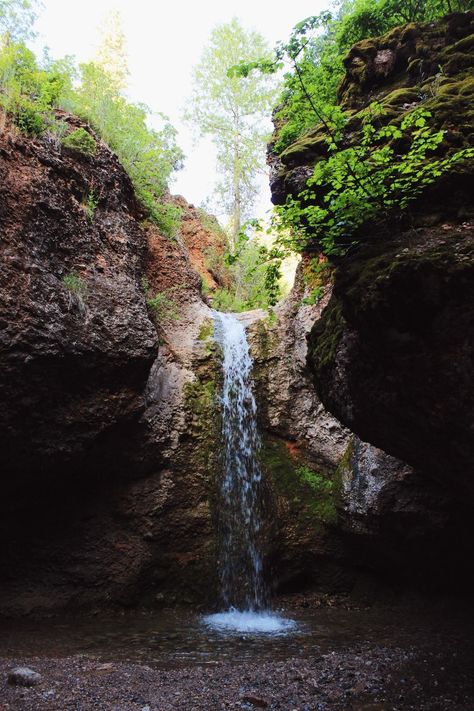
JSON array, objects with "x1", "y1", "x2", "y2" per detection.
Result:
[{"x1": 270, "y1": 12, "x2": 474, "y2": 205}]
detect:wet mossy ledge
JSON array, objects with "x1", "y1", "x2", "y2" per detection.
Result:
[
  {"x1": 261, "y1": 437, "x2": 341, "y2": 531},
  {"x1": 271, "y1": 11, "x2": 474, "y2": 204},
  {"x1": 260, "y1": 436, "x2": 351, "y2": 594}
]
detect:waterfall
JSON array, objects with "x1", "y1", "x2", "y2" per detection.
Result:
[
  {"x1": 212, "y1": 310, "x2": 266, "y2": 611},
  {"x1": 202, "y1": 310, "x2": 295, "y2": 634}
]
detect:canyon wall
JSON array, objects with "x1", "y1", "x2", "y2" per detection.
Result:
[
  {"x1": 268, "y1": 12, "x2": 474, "y2": 590},
  {"x1": 1, "y1": 12, "x2": 473, "y2": 614},
  {"x1": 0, "y1": 114, "x2": 225, "y2": 613}
]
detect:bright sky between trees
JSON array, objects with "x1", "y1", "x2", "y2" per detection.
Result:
[{"x1": 33, "y1": 0, "x2": 329, "y2": 219}]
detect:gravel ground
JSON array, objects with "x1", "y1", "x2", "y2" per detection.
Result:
[{"x1": 1, "y1": 638, "x2": 473, "y2": 711}]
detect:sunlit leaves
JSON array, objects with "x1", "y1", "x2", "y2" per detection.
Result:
[
  {"x1": 274, "y1": 105, "x2": 474, "y2": 256},
  {"x1": 185, "y1": 18, "x2": 278, "y2": 246}
]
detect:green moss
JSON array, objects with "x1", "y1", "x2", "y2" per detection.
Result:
[
  {"x1": 260, "y1": 439, "x2": 339, "y2": 528},
  {"x1": 184, "y1": 378, "x2": 216, "y2": 423},
  {"x1": 253, "y1": 318, "x2": 279, "y2": 360},
  {"x1": 446, "y1": 33, "x2": 474, "y2": 55},
  {"x1": 308, "y1": 299, "x2": 345, "y2": 372},
  {"x1": 382, "y1": 87, "x2": 421, "y2": 107},
  {"x1": 198, "y1": 318, "x2": 214, "y2": 341},
  {"x1": 280, "y1": 128, "x2": 329, "y2": 163},
  {"x1": 335, "y1": 438, "x2": 355, "y2": 482}
]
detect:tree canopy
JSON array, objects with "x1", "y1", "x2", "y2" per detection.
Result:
[
  {"x1": 0, "y1": 0, "x2": 39, "y2": 42},
  {"x1": 185, "y1": 18, "x2": 278, "y2": 249},
  {"x1": 0, "y1": 8, "x2": 184, "y2": 236}
]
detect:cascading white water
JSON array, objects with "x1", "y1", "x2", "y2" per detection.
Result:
[
  {"x1": 213, "y1": 310, "x2": 266, "y2": 611},
  {"x1": 203, "y1": 311, "x2": 295, "y2": 635}
]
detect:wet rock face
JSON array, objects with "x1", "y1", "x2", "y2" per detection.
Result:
[
  {"x1": 338, "y1": 437, "x2": 473, "y2": 590},
  {"x1": 246, "y1": 266, "x2": 461, "y2": 594},
  {"x1": 308, "y1": 227, "x2": 474, "y2": 494},
  {"x1": 248, "y1": 266, "x2": 349, "y2": 470}
]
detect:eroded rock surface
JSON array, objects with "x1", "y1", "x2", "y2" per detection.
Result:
[
  {"x1": 0, "y1": 116, "x2": 222, "y2": 614},
  {"x1": 246, "y1": 263, "x2": 459, "y2": 593},
  {"x1": 268, "y1": 13, "x2": 474, "y2": 590},
  {"x1": 0, "y1": 112, "x2": 157, "y2": 485}
]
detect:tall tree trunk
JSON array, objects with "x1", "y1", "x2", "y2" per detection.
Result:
[{"x1": 231, "y1": 116, "x2": 242, "y2": 252}]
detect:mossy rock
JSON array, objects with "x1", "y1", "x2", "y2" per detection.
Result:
[
  {"x1": 308, "y1": 298, "x2": 345, "y2": 372},
  {"x1": 382, "y1": 87, "x2": 422, "y2": 107},
  {"x1": 261, "y1": 438, "x2": 340, "y2": 529},
  {"x1": 62, "y1": 127, "x2": 97, "y2": 157},
  {"x1": 197, "y1": 318, "x2": 215, "y2": 347}
]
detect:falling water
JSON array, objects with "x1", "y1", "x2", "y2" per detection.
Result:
[
  {"x1": 213, "y1": 310, "x2": 266, "y2": 610},
  {"x1": 203, "y1": 311, "x2": 295, "y2": 634}
]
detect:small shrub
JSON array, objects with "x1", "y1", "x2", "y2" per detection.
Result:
[
  {"x1": 16, "y1": 102, "x2": 44, "y2": 135},
  {"x1": 62, "y1": 127, "x2": 97, "y2": 156},
  {"x1": 82, "y1": 189, "x2": 99, "y2": 221},
  {"x1": 62, "y1": 271, "x2": 87, "y2": 298},
  {"x1": 62, "y1": 271, "x2": 88, "y2": 312},
  {"x1": 142, "y1": 278, "x2": 180, "y2": 323},
  {"x1": 296, "y1": 465, "x2": 334, "y2": 493},
  {"x1": 45, "y1": 117, "x2": 69, "y2": 148},
  {"x1": 146, "y1": 292, "x2": 179, "y2": 322}
]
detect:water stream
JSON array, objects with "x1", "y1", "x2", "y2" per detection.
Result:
[{"x1": 204, "y1": 311, "x2": 294, "y2": 634}]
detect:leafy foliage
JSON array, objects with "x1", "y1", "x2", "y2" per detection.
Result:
[
  {"x1": 0, "y1": 0, "x2": 39, "y2": 42},
  {"x1": 337, "y1": 0, "x2": 472, "y2": 51},
  {"x1": 0, "y1": 42, "x2": 68, "y2": 134},
  {"x1": 68, "y1": 62, "x2": 184, "y2": 236},
  {"x1": 185, "y1": 18, "x2": 278, "y2": 248},
  {"x1": 273, "y1": 105, "x2": 474, "y2": 255},
  {"x1": 232, "y1": 1, "x2": 474, "y2": 258},
  {"x1": 0, "y1": 10, "x2": 184, "y2": 237},
  {"x1": 209, "y1": 220, "x2": 287, "y2": 311},
  {"x1": 233, "y1": 0, "x2": 472, "y2": 155},
  {"x1": 82, "y1": 188, "x2": 99, "y2": 221},
  {"x1": 62, "y1": 127, "x2": 96, "y2": 156}
]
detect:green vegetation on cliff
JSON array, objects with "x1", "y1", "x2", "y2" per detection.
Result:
[
  {"x1": 0, "y1": 4, "x2": 183, "y2": 236},
  {"x1": 210, "y1": 223, "x2": 285, "y2": 311},
  {"x1": 232, "y1": 2, "x2": 473, "y2": 257},
  {"x1": 267, "y1": 0, "x2": 473, "y2": 154},
  {"x1": 261, "y1": 439, "x2": 339, "y2": 528}
]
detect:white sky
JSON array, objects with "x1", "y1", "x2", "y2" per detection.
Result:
[{"x1": 33, "y1": 0, "x2": 329, "y2": 220}]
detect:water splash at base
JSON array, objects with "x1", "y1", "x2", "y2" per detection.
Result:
[{"x1": 203, "y1": 608, "x2": 296, "y2": 635}]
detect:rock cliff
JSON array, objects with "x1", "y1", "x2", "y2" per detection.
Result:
[
  {"x1": 0, "y1": 113, "x2": 224, "y2": 614},
  {"x1": 268, "y1": 12, "x2": 474, "y2": 590},
  {"x1": 247, "y1": 261, "x2": 466, "y2": 594}
]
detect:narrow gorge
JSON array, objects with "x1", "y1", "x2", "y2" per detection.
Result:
[{"x1": 0, "y1": 4, "x2": 473, "y2": 710}]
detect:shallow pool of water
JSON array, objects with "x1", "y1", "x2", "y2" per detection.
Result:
[{"x1": 0, "y1": 600, "x2": 472, "y2": 670}]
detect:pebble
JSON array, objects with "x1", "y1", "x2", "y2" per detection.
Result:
[{"x1": 7, "y1": 666, "x2": 42, "y2": 687}]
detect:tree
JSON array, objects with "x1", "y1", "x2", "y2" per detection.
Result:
[
  {"x1": 71, "y1": 61, "x2": 184, "y2": 235},
  {"x1": 185, "y1": 18, "x2": 278, "y2": 249},
  {"x1": 95, "y1": 9, "x2": 129, "y2": 91},
  {"x1": 0, "y1": 0, "x2": 39, "y2": 43}
]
